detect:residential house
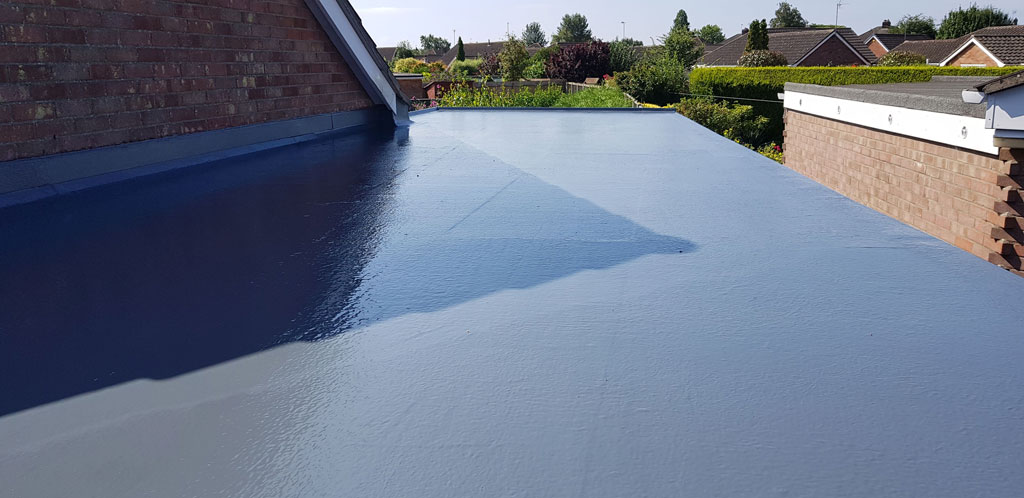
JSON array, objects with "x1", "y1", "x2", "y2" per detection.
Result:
[
  {"x1": 702, "y1": 27, "x2": 875, "y2": 67},
  {"x1": 377, "y1": 47, "x2": 446, "y2": 64},
  {"x1": 892, "y1": 25, "x2": 1024, "y2": 67},
  {"x1": 864, "y1": 33, "x2": 933, "y2": 58},
  {"x1": 859, "y1": 19, "x2": 894, "y2": 41},
  {"x1": 440, "y1": 41, "x2": 543, "y2": 66}
]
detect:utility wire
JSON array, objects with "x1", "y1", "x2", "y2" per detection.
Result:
[{"x1": 678, "y1": 92, "x2": 784, "y2": 104}]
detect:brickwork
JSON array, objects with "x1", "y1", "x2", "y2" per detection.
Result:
[
  {"x1": 946, "y1": 43, "x2": 999, "y2": 67},
  {"x1": 866, "y1": 39, "x2": 888, "y2": 59},
  {"x1": 797, "y1": 35, "x2": 866, "y2": 67},
  {"x1": 784, "y1": 110, "x2": 1024, "y2": 273},
  {"x1": 0, "y1": 0, "x2": 374, "y2": 162}
]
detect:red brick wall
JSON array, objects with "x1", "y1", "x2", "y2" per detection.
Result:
[
  {"x1": 946, "y1": 43, "x2": 999, "y2": 67},
  {"x1": 784, "y1": 110, "x2": 1024, "y2": 273},
  {"x1": 866, "y1": 39, "x2": 888, "y2": 59},
  {"x1": 797, "y1": 35, "x2": 866, "y2": 66},
  {"x1": 396, "y1": 77, "x2": 425, "y2": 100},
  {"x1": 0, "y1": 0, "x2": 374, "y2": 162}
]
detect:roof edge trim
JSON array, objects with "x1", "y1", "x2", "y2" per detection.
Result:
[{"x1": 939, "y1": 37, "x2": 1006, "y2": 67}]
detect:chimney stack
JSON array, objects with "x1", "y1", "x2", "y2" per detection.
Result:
[
  {"x1": 742, "y1": 28, "x2": 749, "y2": 34},
  {"x1": 882, "y1": 19, "x2": 891, "y2": 28}
]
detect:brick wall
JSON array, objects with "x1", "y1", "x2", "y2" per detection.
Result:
[
  {"x1": 866, "y1": 39, "x2": 888, "y2": 59},
  {"x1": 0, "y1": 0, "x2": 374, "y2": 163},
  {"x1": 784, "y1": 110, "x2": 1024, "y2": 274},
  {"x1": 946, "y1": 43, "x2": 998, "y2": 67},
  {"x1": 798, "y1": 35, "x2": 865, "y2": 67}
]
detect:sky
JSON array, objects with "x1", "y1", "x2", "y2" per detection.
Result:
[{"x1": 349, "y1": 0, "x2": 1021, "y2": 48}]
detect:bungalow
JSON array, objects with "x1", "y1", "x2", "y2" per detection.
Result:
[
  {"x1": 440, "y1": 41, "x2": 543, "y2": 66},
  {"x1": 892, "y1": 25, "x2": 1024, "y2": 67},
  {"x1": 701, "y1": 27, "x2": 875, "y2": 67},
  {"x1": 864, "y1": 33, "x2": 933, "y2": 58},
  {"x1": 377, "y1": 47, "x2": 446, "y2": 64}
]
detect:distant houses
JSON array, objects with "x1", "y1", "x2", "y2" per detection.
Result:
[
  {"x1": 702, "y1": 27, "x2": 875, "y2": 67},
  {"x1": 890, "y1": 25, "x2": 1024, "y2": 67}
]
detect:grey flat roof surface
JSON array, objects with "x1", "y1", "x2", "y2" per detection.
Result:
[
  {"x1": 2, "y1": 110, "x2": 1024, "y2": 497},
  {"x1": 787, "y1": 76, "x2": 993, "y2": 117}
]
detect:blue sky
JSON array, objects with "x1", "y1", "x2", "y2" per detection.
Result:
[{"x1": 350, "y1": 0, "x2": 1020, "y2": 47}]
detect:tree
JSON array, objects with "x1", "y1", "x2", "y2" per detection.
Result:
[
  {"x1": 394, "y1": 40, "x2": 417, "y2": 59},
  {"x1": 746, "y1": 20, "x2": 769, "y2": 51},
  {"x1": 617, "y1": 49, "x2": 689, "y2": 106},
  {"x1": 552, "y1": 13, "x2": 593, "y2": 44},
  {"x1": 609, "y1": 39, "x2": 642, "y2": 73},
  {"x1": 662, "y1": 27, "x2": 704, "y2": 68},
  {"x1": 673, "y1": 9, "x2": 690, "y2": 31},
  {"x1": 937, "y1": 5, "x2": 1017, "y2": 39},
  {"x1": 770, "y1": 2, "x2": 807, "y2": 28},
  {"x1": 523, "y1": 22, "x2": 547, "y2": 45},
  {"x1": 694, "y1": 24, "x2": 725, "y2": 45},
  {"x1": 545, "y1": 41, "x2": 609, "y2": 82},
  {"x1": 620, "y1": 38, "x2": 644, "y2": 46},
  {"x1": 419, "y1": 34, "x2": 450, "y2": 55},
  {"x1": 890, "y1": 14, "x2": 937, "y2": 39},
  {"x1": 499, "y1": 36, "x2": 530, "y2": 81},
  {"x1": 456, "y1": 37, "x2": 465, "y2": 61}
]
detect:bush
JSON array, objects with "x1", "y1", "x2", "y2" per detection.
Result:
[
  {"x1": 609, "y1": 40, "x2": 642, "y2": 73},
  {"x1": 738, "y1": 50, "x2": 788, "y2": 67},
  {"x1": 689, "y1": 65, "x2": 1024, "y2": 142},
  {"x1": 662, "y1": 27, "x2": 703, "y2": 68},
  {"x1": 437, "y1": 84, "x2": 565, "y2": 107},
  {"x1": 554, "y1": 87, "x2": 632, "y2": 108},
  {"x1": 546, "y1": 41, "x2": 610, "y2": 82},
  {"x1": 877, "y1": 50, "x2": 928, "y2": 66},
  {"x1": 523, "y1": 59, "x2": 547, "y2": 79},
  {"x1": 616, "y1": 49, "x2": 689, "y2": 106},
  {"x1": 479, "y1": 53, "x2": 500, "y2": 76},
  {"x1": 499, "y1": 37, "x2": 530, "y2": 81},
  {"x1": 393, "y1": 57, "x2": 429, "y2": 73},
  {"x1": 449, "y1": 59, "x2": 482, "y2": 76},
  {"x1": 675, "y1": 97, "x2": 770, "y2": 145}
]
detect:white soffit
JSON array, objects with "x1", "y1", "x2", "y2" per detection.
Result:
[{"x1": 785, "y1": 91, "x2": 997, "y2": 155}]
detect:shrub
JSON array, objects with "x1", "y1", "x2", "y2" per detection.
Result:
[
  {"x1": 662, "y1": 27, "x2": 703, "y2": 68},
  {"x1": 675, "y1": 97, "x2": 770, "y2": 145},
  {"x1": 449, "y1": 59, "x2": 482, "y2": 76},
  {"x1": 546, "y1": 41, "x2": 610, "y2": 82},
  {"x1": 437, "y1": 84, "x2": 564, "y2": 107},
  {"x1": 877, "y1": 50, "x2": 927, "y2": 67},
  {"x1": 609, "y1": 39, "x2": 642, "y2": 73},
  {"x1": 499, "y1": 37, "x2": 530, "y2": 81},
  {"x1": 523, "y1": 59, "x2": 547, "y2": 79},
  {"x1": 689, "y1": 66, "x2": 1024, "y2": 142},
  {"x1": 479, "y1": 53, "x2": 500, "y2": 76},
  {"x1": 554, "y1": 87, "x2": 632, "y2": 108},
  {"x1": 616, "y1": 49, "x2": 689, "y2": 106},
  {"x1": 756, "y1": 143, "x2": 784, "y2": 163},
  {"x1": 738, "y1": 50, "x2": 788, "y2": 67},
  {"x1": 393, "y1": 57, "x2": 429, "y2": 73}
]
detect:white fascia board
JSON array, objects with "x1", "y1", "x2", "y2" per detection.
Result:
[
  {"x1": 310, "y1": 0, "x2": 399, "y2": 114},
  {"x1": 939, "y1": 38, "x2": 1005, "y2": 67},
  {"x1": 785, "y1": 90, "x2": 997, "y2": 155}
]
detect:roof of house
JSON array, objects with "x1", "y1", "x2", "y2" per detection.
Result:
[
  {"x1": 440, "y1": 42, "x2": 543, "y2": 66},
  {"x1": 702, "y1": 28, "x2": 875, "y2": 66},
  {"x1": 377, "y1": 46, "x2": 397, "y2": 61},
  {"x1": 870, "y1": 33, "x2": 932, "y2": 50},
  {"x1": 976, "y1": 68, "x2": 1024, "y2": 93},
  {"x1": 859, "y1": 20, "x2": 893, "y2": 41},
  {"x1": 892, "y1": 25, "x2": 1024, "y2": 65},
  {"x1": 4, "y1": 108, "x2": 1024, "y2": 496},
  {"x1": 786, "y1": 76, "x2": 994, "y2": 118}
]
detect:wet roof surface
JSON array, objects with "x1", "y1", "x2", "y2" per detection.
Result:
[{"x1": 2, "y1": 110, "x2": 1024, "y2": 497}]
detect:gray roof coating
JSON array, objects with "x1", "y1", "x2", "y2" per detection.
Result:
[
  {"x1": 786, "y1": 76, "x2": 993, "y2": 117},
  {"x1": 2, "y1": 110, "x2": 1024, "y2": 497}
]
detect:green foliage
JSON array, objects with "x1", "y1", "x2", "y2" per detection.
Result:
[
  {"x1": 393, "y1": 57, "x2": 429, "y2": 74},
  {"x1": 675, "y1": 97, "x2": 771, "y2": 145},
  {"x1": 499, "y1": 37, "x2": 530, "y2": 81},
  {"x1": 662, "y1": 28, "x2": 704, "y2": 68},
  {"x1": 609, "y1": 39, "x2": 642, "y2": 73},
  {"x1": 690, "y1": 66, "x2": 1024, "y2": 143},
  {"x1": 770, "y1": 2, "x2": 807, "y2": 28},
  {"x1": 890, "y1": 14, "x2": 937, "y2": 38},
  {"x1": 456, "y1": 37, "x2": 465, "y2": 61},
  {"x1": 394, "y1": 41, "x2": 417, "y2": 60},
  {"x1": 877, "y1": 50, "x2": 928, "y2": 66},
  {"x1": 449, "y1": 59, "x2": 482, "y2": 76},
  {"x1": 756, "y1": 142, "x2": 785, "y2": 163},
  {"x1": 938, "y1": 4, "x2": 1017, "y2": 39},
  {"x1": 746, "y1": 20, "x2": 769, "y2": 51},
  {"x1": 554, "y1": 87, "x2": 632, "y2": 108},
  {"x1": 616, "y1": 49, "x2": 689, "y2": 106},
  {"x1": 419, "y1": 34, "x2": 451, "y2": 55},
  {"x1": 437, "y1": 85, "x2": 565, "y2": 107},
  {"x1": 523, "y1": 22, "x2": 547, "y2": 45},
  {"x1": 479, "y1": 53, "x2": 500, "y2": 76},
  {"x1": 523, "y1": 59, "x2": 547, "y2": 78},
  {"x1": 552, "y1": 13, "x2": 593, "y2": 43},
  {"x1": 738, "y1": 50, "x2": 788, "y2": 67},
  {"x1": 673, "y1": 10, "x2": 689, "y2": 31},
  {"x1": 694, "y1": 24, "x2": 725, "y2": 45}
]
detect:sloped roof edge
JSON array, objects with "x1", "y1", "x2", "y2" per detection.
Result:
[{"x1": 304, "y1": 0, "x2": 410, "y2": 118}]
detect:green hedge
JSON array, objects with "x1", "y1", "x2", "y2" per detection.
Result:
[{"x1": 689, "y1": 66, "x2": 1024, "y2": 143}]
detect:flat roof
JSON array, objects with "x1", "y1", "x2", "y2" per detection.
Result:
[
  {"x1": 787, "y1": 76, "x2": 993, "y2": 117},
  {"x1": 2, "y1": 110, "x2": 1023, "y2": 497}
]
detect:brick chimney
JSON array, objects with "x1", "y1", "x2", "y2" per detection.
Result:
[{"x1": 882, "y1": 19, "x2": 891, "y2": 28}]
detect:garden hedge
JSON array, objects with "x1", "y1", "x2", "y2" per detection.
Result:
[{"x1": 689, "y1": 66, "x2": 1024, "y2": 143}]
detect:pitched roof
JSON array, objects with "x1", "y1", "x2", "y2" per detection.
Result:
[
  {"x1": 889, "y1": 38, "x2": 964, "y2": 63},
  {"x1": 440, "y1": 41, "x2": 508, "y2": 65},
  {"x1": 702, "y1": 28, "x2": 874, "y2": 66},
  {"x1": 377, "y1": 46, "x2": 397, "y2": 62},
  {"x1": 870, "y1": 33, "x2": 932, "y2": 50},
  {"x1": 976, "y1": 69, "x2": 1024, "y2": 93},
  {"x1": 969, "y1": 25, "x2": 1024, "y2": 65}
]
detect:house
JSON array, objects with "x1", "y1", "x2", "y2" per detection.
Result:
[
  {"x1": 702, "y1": 27, "x2": 875, "y2": 67},
  {"x1": 892, "y1": 25, "x2": 1024, "y2": 67},
  {"x1": 859, "y1": 19, "x2": 894, "y2": 41},
  {"x1": 377, "y1": 47, "x2": 445, "y2": 64},
  {"x1": 0, "y1": 0, "x2": 409, "y2": 199},
  {"x1": 783, "y1": 73, "x2": 1024, "y2": 273},
  {"x1": 378, "y1": 46, "x2": 398, "y2": 62},
  {"x1": 864, "y1": 33, "x2": 933, "y2": 58},
  {"x1": 440, "y1": 41, "x2": 543, "y2": 66}
]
